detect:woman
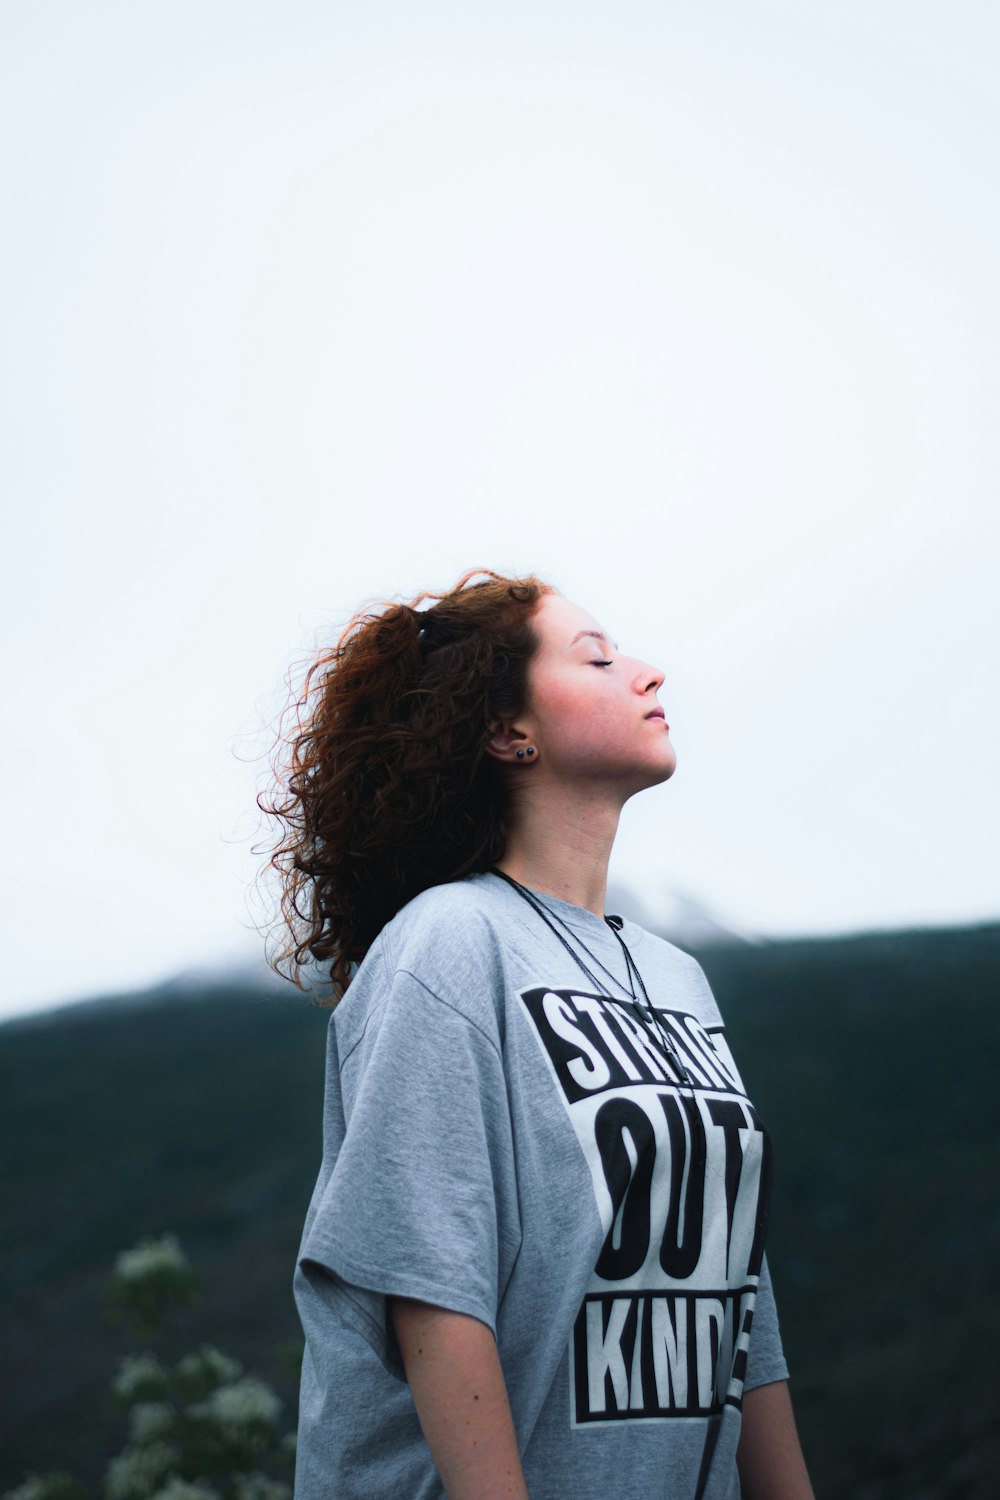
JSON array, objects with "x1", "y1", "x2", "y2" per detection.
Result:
[{"x1": 261, "y1": 567, "x2": 814, "y2": 1500}]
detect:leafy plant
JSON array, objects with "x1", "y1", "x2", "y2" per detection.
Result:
[{"x1": 3, "y1": 1237, "x2": 297, "y2": 1500}]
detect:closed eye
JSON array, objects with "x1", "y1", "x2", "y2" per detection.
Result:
[{"x1": 591, "y1": 660, "x2": 613, "y2": 667}]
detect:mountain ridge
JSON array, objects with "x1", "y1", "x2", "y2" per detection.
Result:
[{"x1": 2, "y1": 921, "x2": 997, "y2": 1497}]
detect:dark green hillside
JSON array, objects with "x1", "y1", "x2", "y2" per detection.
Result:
[
  {"x1": 696, "y1": 923, "x2": 1000, "y2": 1496},
  {"x1": 2, "y1": 923, "x2": 998, "y2": 1498},
  {"x1": 0, "y1": 978, "x2": 329, "y2": 1489}
]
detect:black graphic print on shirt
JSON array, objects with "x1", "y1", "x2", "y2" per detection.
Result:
[{"x1": 518, "y1": 986, "x2": 774, "y2": 1427}]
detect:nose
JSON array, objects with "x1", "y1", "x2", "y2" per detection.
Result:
[{"x1": 637, "y1": 659, "x2": 665, "y2": 696}]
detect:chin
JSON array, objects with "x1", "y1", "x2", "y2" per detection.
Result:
[
  {"x1": 630, "y1": 752, "x2": 677, "y2": 795},
  {"x1": 655, "y1": 745, "x2": 678, "y2": 780}
]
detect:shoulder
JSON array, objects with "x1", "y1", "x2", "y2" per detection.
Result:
[
  {"x1": 381, "y1": 875, "x2": 507, "y2": 965},
  {"x1": 395, "y1": 873, "x2": 502, "y2": 925},
  {"x1": 349, "y1": 876, "x2": 511, "y2": 1037},
  {"x1": 620, "y1": 918, "x2": 707, "y2": 977}
]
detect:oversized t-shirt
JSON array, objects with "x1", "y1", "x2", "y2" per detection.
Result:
[{"x1": 292, "y1": 870, "x2": 789, "y2": 1500}]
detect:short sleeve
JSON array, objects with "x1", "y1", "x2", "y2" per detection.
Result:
[
  {"x1": 743, "y1": 1254, "x2": 790, "y2": 1391},
  {"x1": 298, "y1": 961, "x2": 521, "y2": 1378}
]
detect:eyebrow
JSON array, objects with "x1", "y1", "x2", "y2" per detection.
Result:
[{"x1": 570, "y1": 630, "x2": 620, "y2": 651}]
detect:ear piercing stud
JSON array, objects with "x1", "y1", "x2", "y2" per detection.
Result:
[{"x1": 516, "y1": 747, "x2": 536, "y2": 759}]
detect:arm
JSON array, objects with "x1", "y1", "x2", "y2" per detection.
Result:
[
  {"x1": 390, "y1": 1296, "x2": 530, "y2": 1500},
  {"x1": 737, "y1": 1378, "x2": 815, "y2": 1500}
]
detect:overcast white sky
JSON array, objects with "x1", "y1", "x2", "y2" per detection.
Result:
[{"x1": 2, "y1": 1, "x2": 997, "y2": 1021}]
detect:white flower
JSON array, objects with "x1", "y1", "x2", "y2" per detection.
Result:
[
  {"x1": 1, "y1": 1477, "x2": 85, "y2": 1500},
  {"x1": 113, "y1": 1235, "x2": 191, "y2": 1283},
  {"x1": 1, "y1": 1477, "x2": 45, "y2": 1500},
  {"x1": 174, "y1": 1345, "x2": 243, "y2": 1388},
  {"x1": 112, "y1": 1354, "x2": 169, "y2": 1402},
  {"x1": 147, "y1": 1481, "x2": 221, "y2": 1500},
  {"x1": 189, "y1": 1377, "x2": 282, "y2": 1434},
  {"x1": 196, "y1": 1374, "x2": 283, "y2": 1428},
  {"x1": 104, "y1": 1442, "x2": 179, "y2": 1500},
  {"x1": 0, "y1": 1476, "x2": 71, "y2": 1500},
  {"x1": 127, "y1": 1402, "x2": 174, "y2": 1444}
]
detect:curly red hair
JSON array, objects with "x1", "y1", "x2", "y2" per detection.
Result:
[{"x1": 255, "y1": 566, "x2": 557, "y2": 1003}]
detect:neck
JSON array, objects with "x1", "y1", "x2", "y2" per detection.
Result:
[{"x1": 493, "y1": 782, "x2": 623, "y2": 918}]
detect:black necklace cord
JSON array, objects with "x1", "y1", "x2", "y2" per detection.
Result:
[
  {"x1": 605, "y1": 920, "x2": 695, "y2": 1087},
  {"x1": 489, "y1": 867, "x2": 693, "y2": 1087},
  {"x1": 605, "y1": 919, "x2": 651, "y2": 1007},
  {"x1": 489, "y1": 868, "x2": 623, "y2": 997}
]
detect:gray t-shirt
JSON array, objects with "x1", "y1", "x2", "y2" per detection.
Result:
[{"x1": 293, "y1": 871, "x2": 789, "y2": 1500}]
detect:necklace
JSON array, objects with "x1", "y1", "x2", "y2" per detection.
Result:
[{"x1": 489, "y1": 867, "x2": 694, "y2": 1086}]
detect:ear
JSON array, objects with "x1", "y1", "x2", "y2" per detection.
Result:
[{"x1": 485, "y1": 718, "x2": 535, "y2": 764}]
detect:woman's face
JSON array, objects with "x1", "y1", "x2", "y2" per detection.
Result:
[{"x1": 520, "y1": 592, "x2": 676, "y2": 797}]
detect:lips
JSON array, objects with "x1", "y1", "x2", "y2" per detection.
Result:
[{"x1": 645, "y1": 708, "x2": 666, "y2": 721}]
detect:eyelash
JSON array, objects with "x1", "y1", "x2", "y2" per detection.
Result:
[{"x1": 591, "y1": 659, "x2": 613, "y2": 667}]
